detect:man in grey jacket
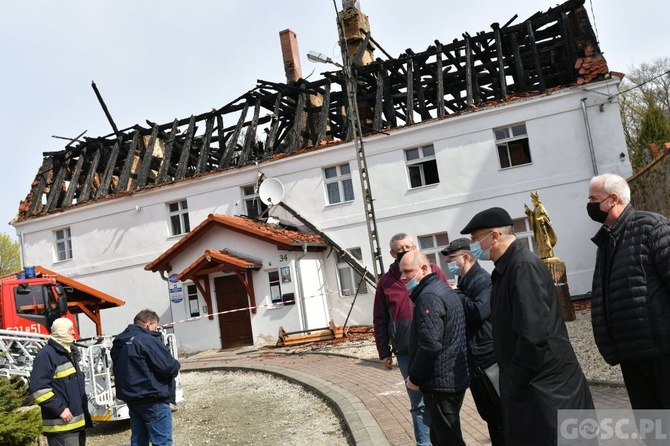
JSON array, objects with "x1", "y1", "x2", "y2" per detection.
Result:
[{"x1": 588, "y1": 173, "x2": 670, "y2": 409}]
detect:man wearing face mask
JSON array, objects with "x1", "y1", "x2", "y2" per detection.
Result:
[
  {"x1": 441, "y1": 238, "x2": 504, "y2": 445},
  {"x1": 588, "y1": 173, "x2": 670, "y2": 409},
  {"x1": 461, "y1": 207, "x2": 593, "y2": 445},
  {"x1": 400, "y1": 249, "x2": 469, "y2": 446},
  {"x1": 373, "y1": 233, "x2": 447, "y2": 446}
]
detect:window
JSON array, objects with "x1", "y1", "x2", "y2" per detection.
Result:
[
  {"x1": 268, "y1": 270, "x2": 282, "y2": 304},
  {"x1": 513, "y1": 217, "x2": 537, "y2": 253},
  {"x1": 405, "y1": 145, "x2": 439, "y2": 188},
  {"x1": 186, "y1": 284, "x2": 200, "y2": 317},
  {"x1": 495, "y1": 123, "x2": 532, "y2": 168},
  {"x1": 324, "y1": 164, "x2": 354, "y2": 205},
  {"x1": 417, "y1": 232, "x2": 451, "y2": 281},
  {"x1": 55, "y1": 228, "x2": 72, "y2": 261},
  {"x1": 242, "y1": 185, "x2": 267, "y2": 219},
  {"x1": 337, "y1": 248, "x2": 368, "y2": 296},
  {"x1": 167, "y1": 200, "x2": 190, "y2": 236}
]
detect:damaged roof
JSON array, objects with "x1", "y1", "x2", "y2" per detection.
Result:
[{"x1": 17, "y1": 0, "x2": 607, "y2": 222}]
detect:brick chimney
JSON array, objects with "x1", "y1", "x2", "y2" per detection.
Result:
[{"x1": 279, "y1": 29, "x2": 303, "y2": 83}]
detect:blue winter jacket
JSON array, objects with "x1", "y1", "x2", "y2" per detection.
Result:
[
  {"x1": 29, "y1": 340, "x2": 92, "y2": 435},
  {"x1": 111, "y1": 324, "x2": 181, "y2": 404}
]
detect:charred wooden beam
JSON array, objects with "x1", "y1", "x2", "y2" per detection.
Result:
[{"x1": 117, "y1": 130, "x2": 140, "y2": 192}]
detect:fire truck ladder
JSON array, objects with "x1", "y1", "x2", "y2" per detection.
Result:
[{"x1": 0, "y1": 329, "x2": 48, "y2": 379}]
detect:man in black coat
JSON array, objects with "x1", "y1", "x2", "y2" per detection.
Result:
[
  {"x1": 400, "y1": 249, "x2": 469, "y2": 446},
  {"x1": 442, "y1": 238, "x2": 504, "y2": 445},
  {"x1": 588, "y1": 173, "x2": 670, "y2": 409},
  {"x1": 461, "y1": 207, "x2": 594, "y2": 445}
]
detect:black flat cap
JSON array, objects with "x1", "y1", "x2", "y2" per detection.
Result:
[
  {"x1": 441, "y1": 238, "x2": 471, "y2": 256},
  {"x1": 460, "y1": 207, "x2": 513, "y2": 234}
]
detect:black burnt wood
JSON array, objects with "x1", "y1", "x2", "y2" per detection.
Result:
[
  {"x1": 63, "y1": 147, "x2": 87, "y2": 206},
  {"x1": 117, "y1": 130, "x2": 140, "y2": 192},
  {"x1": 136, "y1": 124, "x2": 159, "y2": 188},
  {"x1": 96, "y1": 137, "x2": 122, "y2": 199},
  {"x1": 79, "y1": 144, "x2": 102, "y2": 202},
  {"x1": 156, "y1": 119, "x2": 179, "y2": 183},
  {"x1": 175, "y1": 116, "x2": 196, "y2": 180}
]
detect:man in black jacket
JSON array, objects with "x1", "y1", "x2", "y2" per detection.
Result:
[
  {"x1": 111, "y1": 309, "x2": 181, "y2": 446},
  {"x1": 442, "y1": 238, "x2": 504, "y2": 445},
  {"x1": 400, "y1": 249, "x2": 469, "y2": 446},
  {"x1": 461, "y1": 207, "x2": 593, "y2": 445},
  {"x1": 588, "y1": 173, "x2": 670, "y2": 409}
]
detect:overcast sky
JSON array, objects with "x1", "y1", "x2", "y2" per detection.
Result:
[{"x1": 1, "y1": 0, "x2": 667, "y2": 242}]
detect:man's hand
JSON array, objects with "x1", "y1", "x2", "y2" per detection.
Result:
[
  {"x1": 381, "y1": 356, "x2": 393, "y2": 370},
  {"x1": 60, "y1": 407, "x2": 73, "y2": 423},
  {"x1": 405, "y1": 376, "x2": 420, "y2": 391}
]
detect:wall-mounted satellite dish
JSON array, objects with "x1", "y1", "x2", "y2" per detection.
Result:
[{"x1": 258, "y1": 178, "x2": 285, "y2": 206}]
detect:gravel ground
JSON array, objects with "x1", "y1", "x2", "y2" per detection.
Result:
[
  {"x1": 85, "y1": 371, "x2": 352, "y2": 446},
  {"x1": 82, "y1": 308, "x2": 621, "y2": 445}
]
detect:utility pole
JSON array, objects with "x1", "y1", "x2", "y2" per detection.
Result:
[{"x1": 332, "y1": 0, "x2": 384, "y2": 279}]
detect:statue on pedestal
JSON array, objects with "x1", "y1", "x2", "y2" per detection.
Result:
[
  {"x1": 524, "y1": 191, "x2": 575, "y2": 321},
  {"x1": 524, "y1": 191, "x2": 558, "y2": 260}
]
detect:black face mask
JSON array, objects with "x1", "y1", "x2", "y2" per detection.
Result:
[
  {"x1": 395, "y1": 251, "x2": 408, "y2": 263},
  {"x1": 586, "y1": 201, "x2": 609, "y2": 224}
]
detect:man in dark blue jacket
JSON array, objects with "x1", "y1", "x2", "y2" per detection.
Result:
[
  {"x1": 30, "y1": 317, "x2": 92, "y2": 446},
  {"x1": 400, "y1": 249, "x2": 469, "y2": 446},
  {"x1": 111, "y1": 309, "x2": 181, "y2": 446},
  {"x1": 442, "y1": 238, "x2": 504, "y2": 445},
  {"x1": 373, "y1": 232, "x2": 447, "y2": 445}
]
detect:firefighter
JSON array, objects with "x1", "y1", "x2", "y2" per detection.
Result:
[{"x1": 29, "y1": 317, "x2": 92, "y2": 446}]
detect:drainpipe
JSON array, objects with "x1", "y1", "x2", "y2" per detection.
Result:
[
  {"x1": 294, "y1": 244, "x2": 309, "y2": 330},
  {"x1": 158, "y1": 270, "x2": 176, "y2": 330},
  {"x1": 18, "y1": 231, "x2": 26, "y2": 268},
  {"x1": 581, "y1": 98, "x2": 598, "y2": 176}
]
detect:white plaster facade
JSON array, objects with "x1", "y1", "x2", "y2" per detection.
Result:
[{"x1": 13, "y1": 78, "x2": 632, "y2": 353}]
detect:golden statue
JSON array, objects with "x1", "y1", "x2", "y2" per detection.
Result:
[{"x1": 524, "y1": 191, "x2": 557, "y2": 260}]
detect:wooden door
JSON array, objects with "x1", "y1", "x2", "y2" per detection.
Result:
[{"x1": 214, "y1": 275, "x2": 253, "y2": 348}]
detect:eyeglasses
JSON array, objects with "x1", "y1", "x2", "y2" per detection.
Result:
[{"x1": 470, "y1": 231, "x2": 493, "y2": 243}]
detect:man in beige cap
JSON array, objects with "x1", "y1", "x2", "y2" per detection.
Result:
[
  {"x1": 461, "y1": 207, "x2": 593, "y2": 445},
  {"x1": 30, "y1": 317, "x2": 91, "y2": 446}
]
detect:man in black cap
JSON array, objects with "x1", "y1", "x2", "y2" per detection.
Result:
[
  {"x1": 441, "y1": 238, "x2": 503, "y2": 445},
  {"x1": 460, "y1": 207, "x2": 593, "y2": 445}
]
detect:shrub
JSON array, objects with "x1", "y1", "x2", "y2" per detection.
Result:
[{"x1": 0, "y1": 376, "x2": 42, "y2": 446}]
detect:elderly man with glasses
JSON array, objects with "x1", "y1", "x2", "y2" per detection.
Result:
[{"x1": 461, "y1": 207, "x2": 593, "y2": 445}]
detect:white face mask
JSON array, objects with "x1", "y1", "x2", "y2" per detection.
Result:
[
  {"x1": 405, "y1": 269, "x2": 421, "y2": 291},
  {"x1": 469, "y1": 232, "x2": 493, "y2": 261}
]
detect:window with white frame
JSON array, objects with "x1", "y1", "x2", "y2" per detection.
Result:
[
  {"x1": 241, "y1": 185, "x2": 267, "y2": 219},
  {"x1": 324, "y1": 164, "x2": 354, "y2": 205},
  {"x1": 495, "y1": 123, "x2": 532, "y2": 169},
  {"x1": 417, "y1": 232, "x2": 451, "y2": 280},
  {"x1": 337, "y1": 248, "x2": 368, "y2": 296},
  {"x1": 54, "y1": 227, "x2": 73, "y2": 261},
  {"x1": 513, "y1": 217, "x2": 537, "y2": 253},
  {"x1": 405, "y1": 145, "x2": 439, "y2": 188},
  {"x1": 167, "y1": 200, "x2": 190, "y2": 236}
]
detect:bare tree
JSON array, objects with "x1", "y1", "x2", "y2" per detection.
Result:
[{"x1": 619, "y1": 57, "x2": 670, "y2": 168}]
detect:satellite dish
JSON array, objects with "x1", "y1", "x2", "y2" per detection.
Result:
[{"x1": 258, "y1": 178, "x2": 285, "y2": 205}]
